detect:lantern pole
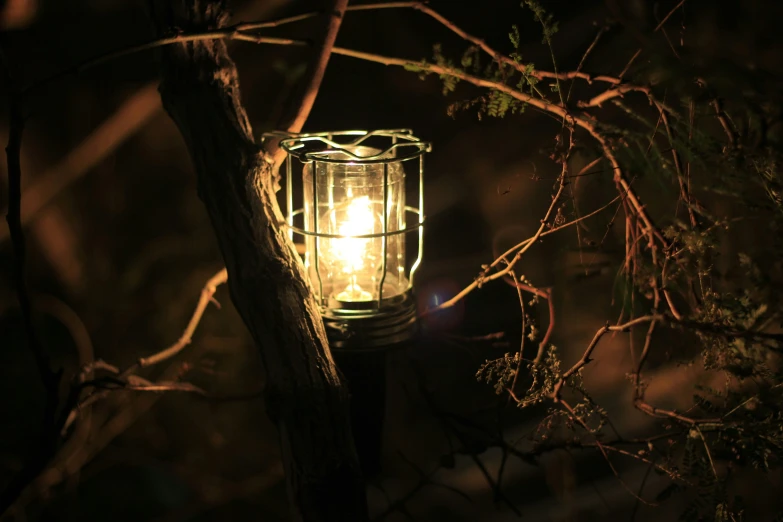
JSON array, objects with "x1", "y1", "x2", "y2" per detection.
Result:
[{"x1": 331, "y1": 348, "x2": 388, "y2": 477}]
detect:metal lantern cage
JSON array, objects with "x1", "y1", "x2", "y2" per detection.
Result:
[{"x1": 277, "y1": 129, "x2": 431, "y2": 350}]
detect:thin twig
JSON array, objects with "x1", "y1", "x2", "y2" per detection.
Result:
[
  {"x1": 85, "y1": 376, "x2": 207, "y2": 396},
  {"x1": 14, "y1": 2, "x2": 665, "y2": 261},
  {"x1": 267, "y1": 0, "x2": 349, "y2": 163},
  {"x1": 536, "y1": 289, "x2": 555, "y2": 363},
  {"x1": 694, "y1": 426, "x2": 719, "y2": 481},
  {"x1": 14, "y1": 0, "x2": 663, "y2": 252},
  {"x1": 234, "y1": 2, "x2": 410, "y2": 31},
  {"x1": 61, "y1": 267, "x2": 228, "y2": 434},
  {"x1": 242, "y1": 0, "x2": 619, "y2": 88},
  {"x1": 634, "y1": 319, "x2": 658, "y2": 398},
  {"x1": 618, "y1": 0, "x2": 688, "y2": 78},
  {"x1": 3, "y1": 102, "x2": 58, "y2": 400},
  {"x1": 502, "y1": 278, "x2": 555, "y2": 365},
  {"x1": 0, "y1": 84, "x2": 162, "y2": 244},
  {"x1": 509, "y1": 270, "x2": 526, "y2": 395},
  {"x1": 711, "y1": 98, "x2": 737, "y2": 149},
  {"x1": 559, "y1": 400, "x2": 657, "y2": 507},
  {"x1": 138, "y1": 268, "x2": 227, "y2": 367},
  {"x1": 551, "y1": 316, "x2": 659, "y2": 401},
  {"x1": 634, "y1": 400, "x2": 720, "y2": 426},
  {"x1": 0, "y1": 48, "x2": 62, "y2": 517},
  {"x1": 579, "y1": 83, "x2": 658, "y2": 109},
  {"x1": 629, "y1": 458, "x2": 657, "y2": 522},
  {"x1": 424, "y1": 132, "x2": 572, "y2": 315},
  {"x1": 566, "y1": 25, "x2": 608, "y2": 103},
  {"x1": 423, "y1": 193, "x2": 622, "y2": 317},
  {"x1": 660, "y1": 109, "x2": 698, "y2": 228},
  {"x1": 3, "y1": 2, "x2": 287, "y2": 246},
  {"x1": 327, "y1": 45, "x2": 662, "y2": 245},
  {"x1": 22, "y1": 31, "x2": 306, "y2": 95}
]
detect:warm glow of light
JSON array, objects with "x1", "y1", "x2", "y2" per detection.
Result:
[
  {"x1": 301, "y1": 150, "x2": 410, "y2": 305},
  {"x1": 333, "y1": 195, "x2": 375, "y2": 301}
]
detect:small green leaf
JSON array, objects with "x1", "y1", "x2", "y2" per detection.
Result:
[{"x1": 509, "y1": 24, "x2": 520, "y2": 48}]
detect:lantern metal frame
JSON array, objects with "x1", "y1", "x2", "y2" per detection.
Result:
[{"x1": 272, "y1": 129, "x2": 431, "y2": 350}]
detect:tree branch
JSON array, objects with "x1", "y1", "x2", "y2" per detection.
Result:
[
  {"x1": 0, "y1": 44, "x2": 61, "y2": 518},
  {"x1": 266, "y1": 0, "x2": 349, "y2": 164},
  {"x1": 60, "y1": 267, "x2": 228, "y2": 435},
  {"x1": 149, "y1": 1, "x2": 367, "y2": 520},
  {"x1": 139, "y1": 267, "x2": 227, "y2": 367},
  {"x1": 13, "y1": 0, "x2": 666, "y2": 258},
  {"x1": 422, "y1": 193, "x2": 623, "y2": 317},
  {"x1": 0, "y1": 84, "x2": 162, "y2": 245},
  {"x1": 275, "y1": 0, "x2": 348, "y2": 134}
]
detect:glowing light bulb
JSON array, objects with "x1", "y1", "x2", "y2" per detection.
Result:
[
  {"x1": 302, "y1": 145, "x2": 409, "y2": 307},
  {"x1": 333, "y1": 196, "x2": 375, "y2": 301}
]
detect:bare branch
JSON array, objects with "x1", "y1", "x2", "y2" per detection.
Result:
[
  {"x1": 2, "y1": 54, "x2": 57, "y2": 407},
  {"x1": 3, "y1": 1, "x2": 292, "y2": 247},
  {"x1": 22, "y1": 32, "x2": 306, "y2": 95},
  {"x1": 660, "y1": 109, "x2": 698, "y2": 228},
  {"x1": 711, "y1": 99, "x2": 737, "y2": 149},
  {"x1": 0, "y1": 84, "x2": 161, "y2": 244},
  {"x1": 273, "y1": 0, "x2": 350, "y2": 137},
  {"x1": 551, "y1": 316, "x2": 656, "y2": 401},
  {"x1": 0, "y1": 46, "x2": 61, "y2": 517},
  {"x1": 422, "y1": 193, "x2": 623, "y2": 317},
  {"x1": 86, "y1": 375, "x2": 207, "y2": 396},
  {"x1": 61, "y1": 267, "x2": 227, "y2": 434},
  {"x1": 509, "y1": 270, "x2": 527, "y2": 395},
  {"x1": 558, "y1": 399, "x2": 657, "y2": 507},
  {"x1": 535, "y1": 289, "x2": 555, "y2": 364},
  {"x1": 139, "y1": 268, "x2": 227, "y2": 367},
  {"x1": 10, "y1": 0, "x2": 666, "y2": 262},
  {"x1": 566, "y1": 25, "x2": 608, "y2": 103},
  {"x1": 618, "y1": 0, "x2": 688, "y2": 79}
]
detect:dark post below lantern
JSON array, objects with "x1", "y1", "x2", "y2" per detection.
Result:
[
  {"x1": 272, "y1": 129, "x2": 430, "y2": 478},
  {"x1": 331, "y1": 349, "x2": 387, "y2": 477}
]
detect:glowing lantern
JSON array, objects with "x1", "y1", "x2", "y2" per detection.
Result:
[{"x1": 277, "y1": 130, "x2": 430, "y2": 349}]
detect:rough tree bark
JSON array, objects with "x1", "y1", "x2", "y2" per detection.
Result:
[{"x1": 150, "y1": 1, "x2": 368, "y2": 520}]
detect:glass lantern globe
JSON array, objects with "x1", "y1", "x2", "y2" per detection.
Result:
[{"x1": 276, "y1": 130, "x2": 430, "y2": 349}]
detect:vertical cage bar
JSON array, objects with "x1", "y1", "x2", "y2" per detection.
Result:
[
  {"x1": 409, "y1": 154, "x2": 425, "y2": 286},
  {"x1": 311, "y1": 161, "x2": 324, "y2": 303},
  {"x1": 378, "y1": 162, "x2": 389, "y2": 308},
  {"x1": 286, "y1": 155, "x2": 293, "y2": 241}
]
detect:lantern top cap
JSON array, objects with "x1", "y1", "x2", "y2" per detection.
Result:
[{"x1": 273, "y1": 129, "x2": 431, "y2": 165}]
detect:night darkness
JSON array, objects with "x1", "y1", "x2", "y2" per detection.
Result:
[{"x1": 2, "y1": 0, "x2": 783, "y2": 521}]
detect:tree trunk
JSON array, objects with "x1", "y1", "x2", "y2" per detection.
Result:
[{"x1": 150, "y1": 2, "x2": 368, "y2": 520}]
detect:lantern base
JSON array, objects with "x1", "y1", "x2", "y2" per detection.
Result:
[{"x1": 322, "y1": 290, "x2": 417, "y2": 351}]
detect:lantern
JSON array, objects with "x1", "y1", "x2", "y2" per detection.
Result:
[{"x1": 277, "y1": 129, "x2": 430, "y2": 349}]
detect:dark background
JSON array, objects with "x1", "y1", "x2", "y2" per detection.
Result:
[{"x1": 1, "y1": 0, "x2": 782, "y2": 520}]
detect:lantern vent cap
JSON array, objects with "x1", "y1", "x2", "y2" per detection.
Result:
[{"x1": 271, "y1": 129, "x2": 431, "y2": 165}]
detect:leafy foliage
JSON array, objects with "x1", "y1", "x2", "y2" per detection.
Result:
[
  {"x1": 476, "y1": 352, "x2": 519, "y2": 395},
  {"x1": 432, "y1": 44, "x2": 459, "y2": 95},
  {"x1": 521, "y1": 0, "x2": 559, "y2": 44},
  {"x1": 447, "y1": 1, "x2": 783, "y2": 519}
]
